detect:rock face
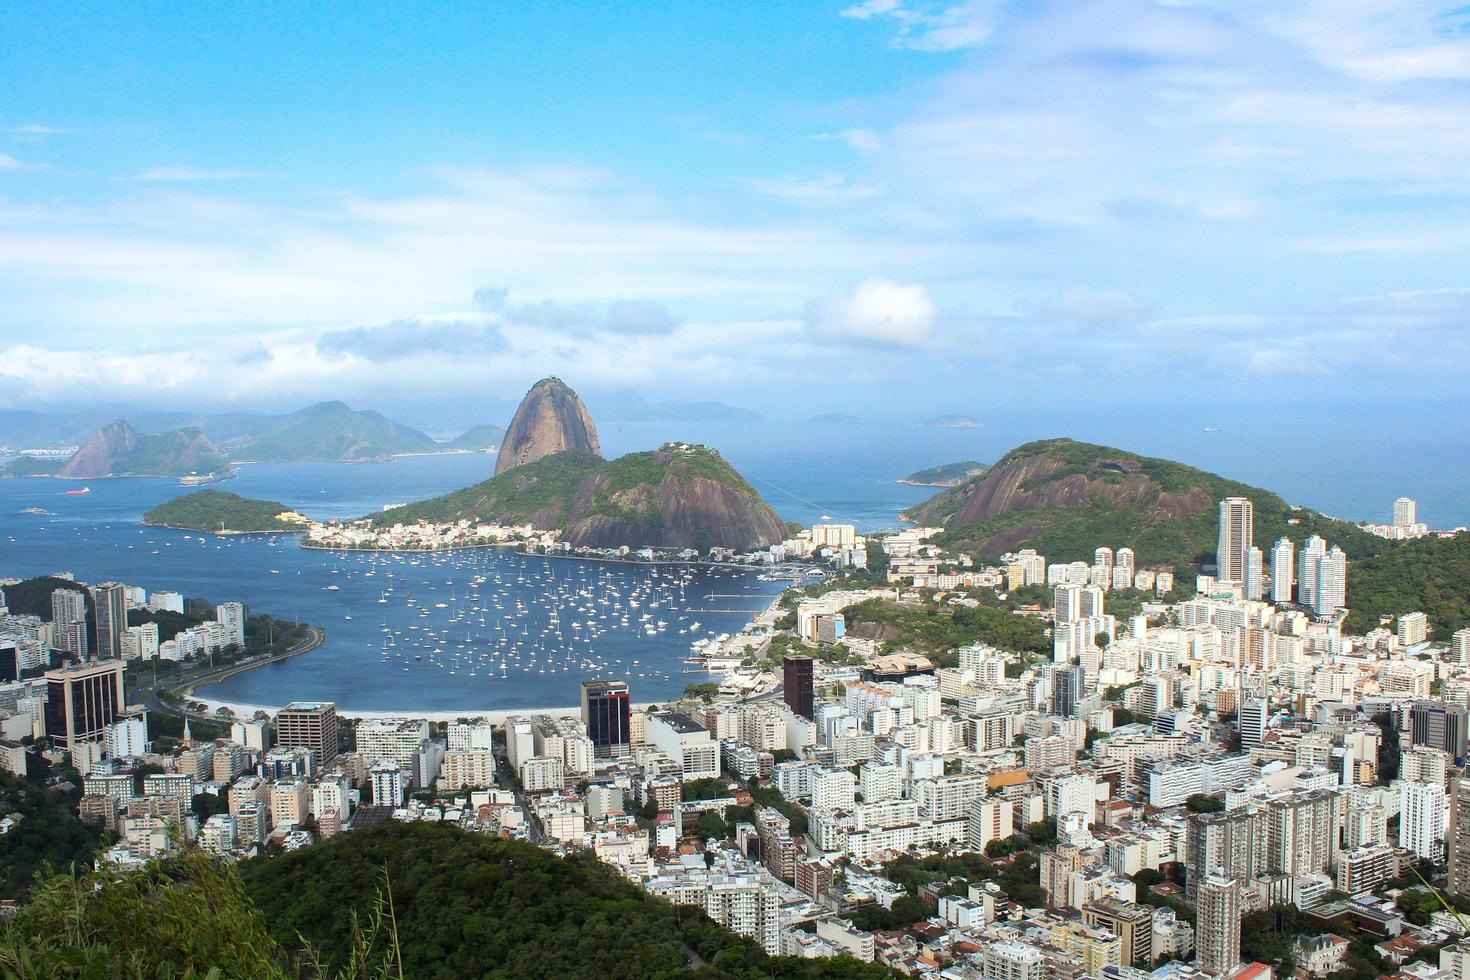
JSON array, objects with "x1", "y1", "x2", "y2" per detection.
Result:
[
  {"x1": 58, "y1": 421, "x2": 139, "y2": 478},
  {"x1": 938, "y1": 452, "x2": 1211, "y2": 532},
  {"x1": 561, "y1": 447, "x2": 787, "y2": 550},
  {"x1": 56, "y1": 421, "x2": 231, "y2": 479},
  {"x1": 495, "y1": 378, "x2": 601, "y2": 476}
]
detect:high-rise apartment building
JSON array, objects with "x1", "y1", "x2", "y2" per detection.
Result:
[
  {"x1": 1196, "y1": 874, "x2": 1242, "y2": 976},
  {"x1": 1400, "y1": 781, "x2": 1449, "y2": 861},
  {"x1": 44, "y1": 659, "x2": 126, "y2": 753},
  {"x1": 1411, "y1": 702, "x2": 1469, "y2": 760},
  {"x1": 580, "y1": 680, "x2": 632, "y2": 758},
  {"x1": 783, "y1": 656, "x2": 814, "y2": 720},
  {"x1": 1243, "y1": 547, "x2": 1264, "y2": 601},
  {"x1": 1395, "y1": 497, "x2": 1418, "y2": 528},
  {"x1": 1449, "y1": 777, "x2": 1470, "y2": 895},
  {"x1": 1082, "y1": 898, "x2": 1154, "y2": 967},
  {"x1": 275, "y1": 701, "x2": 338, "y2": 770},
  {"x1": 1453, "y1": 629, "x2": 1470, "y2": 667},
  {"x1": 1186, "y1": 808, "x2": 1266, "y2": 900},
  {"x1": 1270, "y1": 538, "x2": 1295, "y2": 604},
  {"x1": 1297, "y1": 536, "x2": 1347, "y2": 619},
  {"x1": 50, "y1": 588, "x2": 89, "y2": 658},
  {"x1": 91, "y1": 582, "x2": 126, "y2": 660},
  {"x1": 215, "y1": 602, "x2": 246, "y2": 648},
  {"x1": 1216, "y1": 497, "x2": 1254, "y2": 585},
  {"x1": 1052, "y1": 664, "x2": 1082, "y2": 718},
  {"x1": 1238, "y1": 697, "x2": 1268, "y2": 749}
]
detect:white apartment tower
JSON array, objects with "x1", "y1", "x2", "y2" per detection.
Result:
[
  {"x1": 1271, "y1": 538, "x2": 1295, "y2": 604},
  {"x1": 1244, "y1": 547, "x2": 1264, "y2": 601},
  {"x1": 1395, "y1": 497, "x2": 1418, "y2": 528}
]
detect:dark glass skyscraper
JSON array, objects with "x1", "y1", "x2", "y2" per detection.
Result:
[
  {"x1": 581, "y1": 680, "x2": 631, "y2": 758},
  {"x1": 783, "y1": 656, "x2": 814, "y2": 720}
]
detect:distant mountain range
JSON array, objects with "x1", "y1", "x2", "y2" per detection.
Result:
[
  {"x1": 1, "y1": 401, "x2": 506, "y2": 475},
  {"x1": 4, "y1": 421, "x2": 232, "y2": 479}
]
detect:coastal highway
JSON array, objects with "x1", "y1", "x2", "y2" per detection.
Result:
[{"x1": 135, "y1": 626, "x2": 325, "y2": 724}]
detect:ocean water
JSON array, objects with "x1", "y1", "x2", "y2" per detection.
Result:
[{"x1": 3, "y1": 412, "x2": 1467, "y2": 711}]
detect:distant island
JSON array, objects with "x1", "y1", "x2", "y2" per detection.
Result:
[
  {"x1": 899, "y1": 460, "x2": 990, "y2": 487},
  {"x1": 920, "y1": 414, "x2": 984, "y2": 429},
  {"x1": 143, "y1": 490, "x2": 310, "y2": 533},
  {"x1": 443, "y1": 424, "x2": 505, "y2": 452}
]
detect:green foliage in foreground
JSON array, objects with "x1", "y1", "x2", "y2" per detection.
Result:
[
  {"x1": 144, "y1": 489, "x2": 305, "y2": 533},
  {"x1": 0, "y1": 771, "x2": 103, "y2": 902},
  {"x1": 240, "y1": 821, "x2": 890, "y2": 979},
  {"x1": 3, "y1": 822, "x2": 893, "y2": 979},
  {"x1": 842, "y1": 598, "x2": 1048, "y2": 663},
  {"x1": 1343, "y1": 532, "x2": 1470, "y2": 638}
]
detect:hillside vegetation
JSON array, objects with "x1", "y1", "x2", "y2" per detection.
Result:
[
  {"x1": 376, "y1": 446, "x2": 786, "y2": 551},
  {"x1": 900, "y1": 460, "x2": 989, "y2": 487},
  {"x1": 144, "y1": 490, "x2": 308, "y2": 533},
  {"x1": 908, "y1": 438, "x2": 1389, "y2": 572},
  {"x1": 1343, "y1": 532, "x2": 1470, "y2": 637},
  {"x1": 0, "y1": 770, "x2": 104, "y2": 901},
  {"x1": 241, "y1": 821, "x2": 886, "y2": 979}
]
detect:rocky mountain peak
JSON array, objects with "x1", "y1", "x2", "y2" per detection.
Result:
[{"x1": 495, "y1": 378, "x2": 601, "y2": 476}]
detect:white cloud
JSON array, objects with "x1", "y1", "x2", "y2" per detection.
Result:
[
  {"x1": 739, "y1": 173, "x2": 879, "y2": 205},
  {"x1": 0, "y1": 152, "x2": 49, "y2": 172},
  {"x1": 843, "y1": 0, "x2": 1006, "y2": 51},
  {"x1": 804, "y1": 278, "x2": 936, "y2": 348},
  {"x1": 128, "y1": 166, "x2": 265, "y2": 182}
]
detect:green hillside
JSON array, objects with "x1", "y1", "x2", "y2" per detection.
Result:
[
  {"x1": 0, "y1": 770, "x2": 103, "y2": 900},
  {"x1": 120, "y1": 427, "x2": 231, "y2": 477},
  {"x1": 375, "y1": 445, "x2": 786, "y2": 551},
  {"x1": 376, "y1": 449, "x2": 604, "y2": 527},
  {"x1": 232, "y1": 401, "x2": 437, "y2": 462},
  {"x1": 909, "y1": 438, "x2": 1389, "y2": 572},
  {"x1": 1343, "y1": 532, "x2": 1470, "y2": 637},
  {"x1": 144, "y1": 490, "x2": 308, "y2": 533}
]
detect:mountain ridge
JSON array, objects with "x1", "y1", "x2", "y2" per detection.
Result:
[{"x1": 905, "y1": 437, "x2": 1389, "y2": 571}]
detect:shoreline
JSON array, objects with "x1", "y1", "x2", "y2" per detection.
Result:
[{"x1": 185, "y1": 697, "x2": 674, "y2": 723}]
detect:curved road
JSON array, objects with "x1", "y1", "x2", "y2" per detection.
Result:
[{"x1": 137, "y1": 626, "x2": 325, "y2": 722}]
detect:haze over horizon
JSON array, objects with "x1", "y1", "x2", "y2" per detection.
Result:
[{"x1": 3, "y1": 2, "x2": 1470, "y2": 421}]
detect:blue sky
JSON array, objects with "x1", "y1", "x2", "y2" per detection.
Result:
[{"x1": 3, "y1": 0, "x2": 1470, "y2": 416}]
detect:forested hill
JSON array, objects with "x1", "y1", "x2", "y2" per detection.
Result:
[
  {"x1": 375, "y1": 445, "x2": 787, "y2": 552},
  {"x1": 239, "y1": 821, "x2": 886, "y2": 979},
  {"x1": 143, "y1": 489, "x2": 308, "y2": 533},
  {"x1": 1343, "y1": 532, "x2": 1470, "y2": 638},
  {"x1": 906, "y1": 437, "x2": 1388, "y2": 572}
]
